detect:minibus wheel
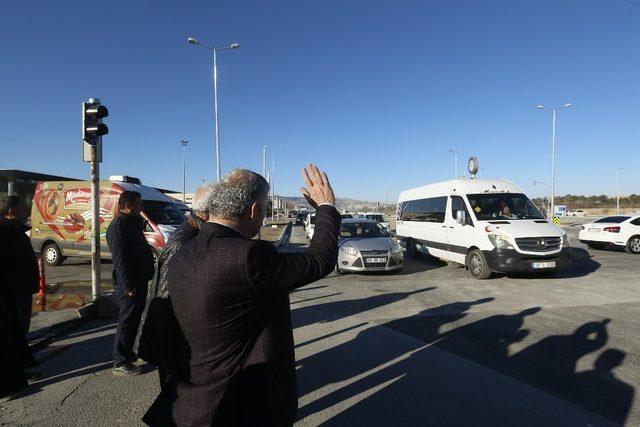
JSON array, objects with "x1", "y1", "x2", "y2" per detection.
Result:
[
  {"x1": 43, "y1": 243, "x2": 64, "y2": 267},
  {"x1": 467, "y1": 249, "x2": 492, "y2": 280},
  {"x1": 626, "y1": 236, "x2": 640, "y2": 254},
  {"x1": 406, "y1": 239, "x2": 420, "y2": 259}
]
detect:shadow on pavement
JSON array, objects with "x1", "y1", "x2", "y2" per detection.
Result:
[
  {"x1": 292, "y1": 287, "x2": 436, "y2": 330},
  {"x1": 15, "y1": 320, "x2": 116, "y2": 399},
  {"x1": 296, "y1": 298, "x2": 634, "y2": 425}
]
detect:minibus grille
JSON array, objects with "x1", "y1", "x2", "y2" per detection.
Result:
[{"x1": 515, "y1": 237, "x2": 562, "y2": 252}]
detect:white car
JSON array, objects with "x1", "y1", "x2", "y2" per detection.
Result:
[
  {"x1": 578, "y1": 215, "x2": 640, "y2": 254},
  {"x1": 363, "y1": 212, "x2": 390, "y2": 231},
  {"x1": 305, "y1": 213, "x2": 316, "y2": 239},
  {"x1": 567, "y1": 209, "x2": 585, "y2": 217}
]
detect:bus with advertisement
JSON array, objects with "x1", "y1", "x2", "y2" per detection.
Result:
[{"x1": 30, "y1": 176, "x2": 187, "y2": 266}]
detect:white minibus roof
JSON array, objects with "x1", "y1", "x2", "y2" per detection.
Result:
[{"x1": 398, "y1": 179, "x2": 523, "y2": 202}]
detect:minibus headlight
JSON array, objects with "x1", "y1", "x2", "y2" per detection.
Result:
[
  {"x1": 562, "y1": 232, "x2": 571, "y2": 248},
  {"x1": 340, "y1": 245, "x2": 358, "y2": 256},
  {"x1": 488, "y1": 233, "x2": 515, "y2": 250}
]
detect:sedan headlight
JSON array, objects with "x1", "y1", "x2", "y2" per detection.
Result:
[
  {"x1": 488, "y1": 233, "x2": 515, "y2": 250},
  {"x1": 340, "y1": 245, "x2": 358, "y2": 256},
  {"x1": 390, "y1": 241, "x2": 402, "y2": 254}
]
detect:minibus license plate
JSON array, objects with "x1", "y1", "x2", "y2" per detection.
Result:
[
  {"x1": 532, "y1": 261, "x2": 556, "y2": 269},
  {"x1": 366, "y1": 257, "x2": 386, "y2": 263}
]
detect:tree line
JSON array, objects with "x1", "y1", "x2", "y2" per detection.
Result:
[{"x1": 531, "y1": 194, "x2": 640, "y2": 209}]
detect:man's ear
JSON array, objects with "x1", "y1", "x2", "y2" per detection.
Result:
[{"x1": 250, "y1": 202, "x2": 261, "y2": 219}]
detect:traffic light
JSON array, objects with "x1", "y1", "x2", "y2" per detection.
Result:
[{"x1": 82, "y1": 98, "x2": 109, "y2": 146}]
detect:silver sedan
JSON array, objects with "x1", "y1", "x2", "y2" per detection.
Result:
[{"x1": 336, "y1": 219, "x2": 403, "y2": 273}]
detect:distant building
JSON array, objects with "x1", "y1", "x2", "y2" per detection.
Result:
[
  {"x1": 0, "y1": 169, "x2": 78, "y2": 213},
  {"x1": 166, "y1": 192, "x2": 195, "y2": 207},
  {"x1": 1, "y1": 169, "x2": 182, "y2": 212}
]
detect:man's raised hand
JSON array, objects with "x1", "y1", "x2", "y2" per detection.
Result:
[{"x1": 301, "y1": 164, "x2": 335, "y2": 209}]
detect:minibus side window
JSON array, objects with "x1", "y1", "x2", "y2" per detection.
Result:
[{"x1": 451, "y1": 196, "x2": 473, "y2": 226}]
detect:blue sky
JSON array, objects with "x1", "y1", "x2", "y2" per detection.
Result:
[{"x1": 1, "y1": 0, "x2": 638, "y2": 202}]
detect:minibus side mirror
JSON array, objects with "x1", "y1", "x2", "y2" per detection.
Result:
[{"x1": 456, "y1": 210, "x2": 466, "y2": 225}]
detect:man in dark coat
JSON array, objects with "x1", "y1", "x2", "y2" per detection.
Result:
[
  {"x1": 106, "y1": 190, "x2": 155, "y2": 375},
  {"x1": 0, "y1": 195, "x2": 38, "y2": 399},
  {"x1": 144, "y1": 165, "x2": 339, "y2": 426},
  {"x1": 136, "y1": 184, "x2": 213, "y2": 388},
  {"x1": 0, "y1": 195, "x2": 40, "y2": 335}
]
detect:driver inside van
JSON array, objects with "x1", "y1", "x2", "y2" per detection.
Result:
[{"x1": 499, "y1": 200, "x2": 516, "y2": 219}]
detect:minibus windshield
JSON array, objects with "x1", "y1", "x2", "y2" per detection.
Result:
[
  {"x1": 143, "y1": 200, "x2": 188, "y2": 225},
  {"x1": 340, "y1": 222, "x2": 389, "y2": 238},
  {"x1": 467, "y1": 193, "x2": 544, "y2": 221}
]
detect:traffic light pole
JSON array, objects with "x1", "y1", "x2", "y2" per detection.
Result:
[
  {"x1": 83, "y1": 98, "x2": 108, "y2": 302},
  {"x1": 90, "y1": 142, "x2": 101, "y2": 301}
]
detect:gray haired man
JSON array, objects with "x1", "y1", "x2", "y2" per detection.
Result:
[
  {"x1": 143, "y1": 165, "x2": 340, "y2": 426},
  {"x1": 136, "y1": 184, "x2": 213, "y2": 386}
]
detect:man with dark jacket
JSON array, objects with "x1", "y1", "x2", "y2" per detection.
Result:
[
  {"x1": 143, "y1": 164, "x2": 340, "y2": 426},
  {"x1": 135, "y1": 184, "x2": 213, "y2": 388},
  {"x1": 0, "y1": 196, "x2": 40, "y2": 335},
  {"x1": 106, "y1": 190, "x2": 155, "y2": 375},
  {"x1": 0, "y1": 195, "x2": 37, "y2": 399}
]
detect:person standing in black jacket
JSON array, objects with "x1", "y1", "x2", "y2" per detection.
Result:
[
  {"x1": 135, "y1": 184, "x2": 213, "y2": 388},
  {"x1": 0, "y1": 196, "x2": 40, "y2": 336},
  {"x1": 106, "y1": 191, "x2": 155, "y2": 375},
  {"x1": 0, "y1": 195, "x2": 38, "y2": 399}
]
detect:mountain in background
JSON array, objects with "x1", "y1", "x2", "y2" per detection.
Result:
[{"x1": 276, "y1": 195, "x2": 390, "y2": 211}]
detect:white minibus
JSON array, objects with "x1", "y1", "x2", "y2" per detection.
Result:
[{"x1": 396, "y1": 179, "x2": 572, "y2": 279}]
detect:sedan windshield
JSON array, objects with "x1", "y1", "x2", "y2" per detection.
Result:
[
  {"x1": 143, "y1": 201, "x2": 187, "y2": 226},
  {"x1": 467, "y1": 193, "x2": 544, "y2": 221},
  {"x1": 340, "y1": 222, "x2": 389, "y2": 238}
]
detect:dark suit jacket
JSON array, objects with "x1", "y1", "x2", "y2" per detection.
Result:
[
  {"x1": 147, "y1": 205, "x2": 340, "y2": 427},
  {"x1": 106, "y1": 213, "x2": 155, "y2": 292}
]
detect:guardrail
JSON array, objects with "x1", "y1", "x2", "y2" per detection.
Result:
[{"x1": 273, "y1": 222, "x2": 293, "y2": 250}]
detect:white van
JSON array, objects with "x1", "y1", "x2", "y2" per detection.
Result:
[
  {"x1": 396, "y1": 179, "x2": 572, "y2": 279},
  {"x1": 305, "y1": 212, "x2": 316, "y2": 240}
]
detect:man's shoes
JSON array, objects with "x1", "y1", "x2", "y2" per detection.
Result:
[{"x1": 113, "y1": 362, "x2": 141, "y2": 376}]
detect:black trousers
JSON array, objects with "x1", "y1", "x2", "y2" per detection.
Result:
[{"x1": 113, "y1": 286, "x2": 147, "y2": 367}]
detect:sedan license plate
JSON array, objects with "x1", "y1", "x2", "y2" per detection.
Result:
[
  {"x1": 365, "y1": 257, "x2": 387, "y2": 263},
  {"x1": 532, "y1": 261, "x2": 556, "y2": 269},
  {"x1": 588, "y1": 228, "x2": 600, "y2": 233}
]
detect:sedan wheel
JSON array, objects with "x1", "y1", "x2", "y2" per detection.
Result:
[{"x1": 626, "y1": 236, "x2": 640, "y2": 254}]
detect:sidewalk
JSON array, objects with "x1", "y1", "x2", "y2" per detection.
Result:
[{"x1": 1, "y1": 302, "x2": 616, "y2": 426}]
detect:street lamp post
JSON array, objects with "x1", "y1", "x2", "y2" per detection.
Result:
[
  {"x1": 181, "y1": 139, "x2": 189, "y2": 202},
  {"x1": 536, "y1": 103, "x2": 572, "y2": 219},
  {"x1": 271, "y1": 145, "x2": 284, "y2": 220},
  {"x1": 617, "y1": 168, "x2": 623, "y2": 214},
  {"x1": 188, "y1": 37, "x2": 240, "y2": 181},
  {"x1": 448, "y1": 149, "x2": 463, "y2": 179},
  {"x1": 262, "y1": 145, "x2": 268, "y2": 177}
]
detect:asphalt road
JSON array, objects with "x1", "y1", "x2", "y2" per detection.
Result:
[
  {"x1": 289, "y1": 219, "x2": 639, "y2": 425},
  {"x1": 3, "y1": 218, "x2": 638, "y2": 426}
]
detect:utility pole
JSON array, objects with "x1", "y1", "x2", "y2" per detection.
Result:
[
  {"x1": 448, "y1": 149, "x2": 462, "y2": 179},
  {"x1": 617, "y1": 168, "x2": 623, "y2": 214},
  {"x1": 82, "y1": 98, "x2": 109, "y2": 301},
  {"x1": 537, "y1": 103, "x2": 572, "y2": 220},
  {"x1": 181, "y1": 139, "x2": 189, "y2": 202}
]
